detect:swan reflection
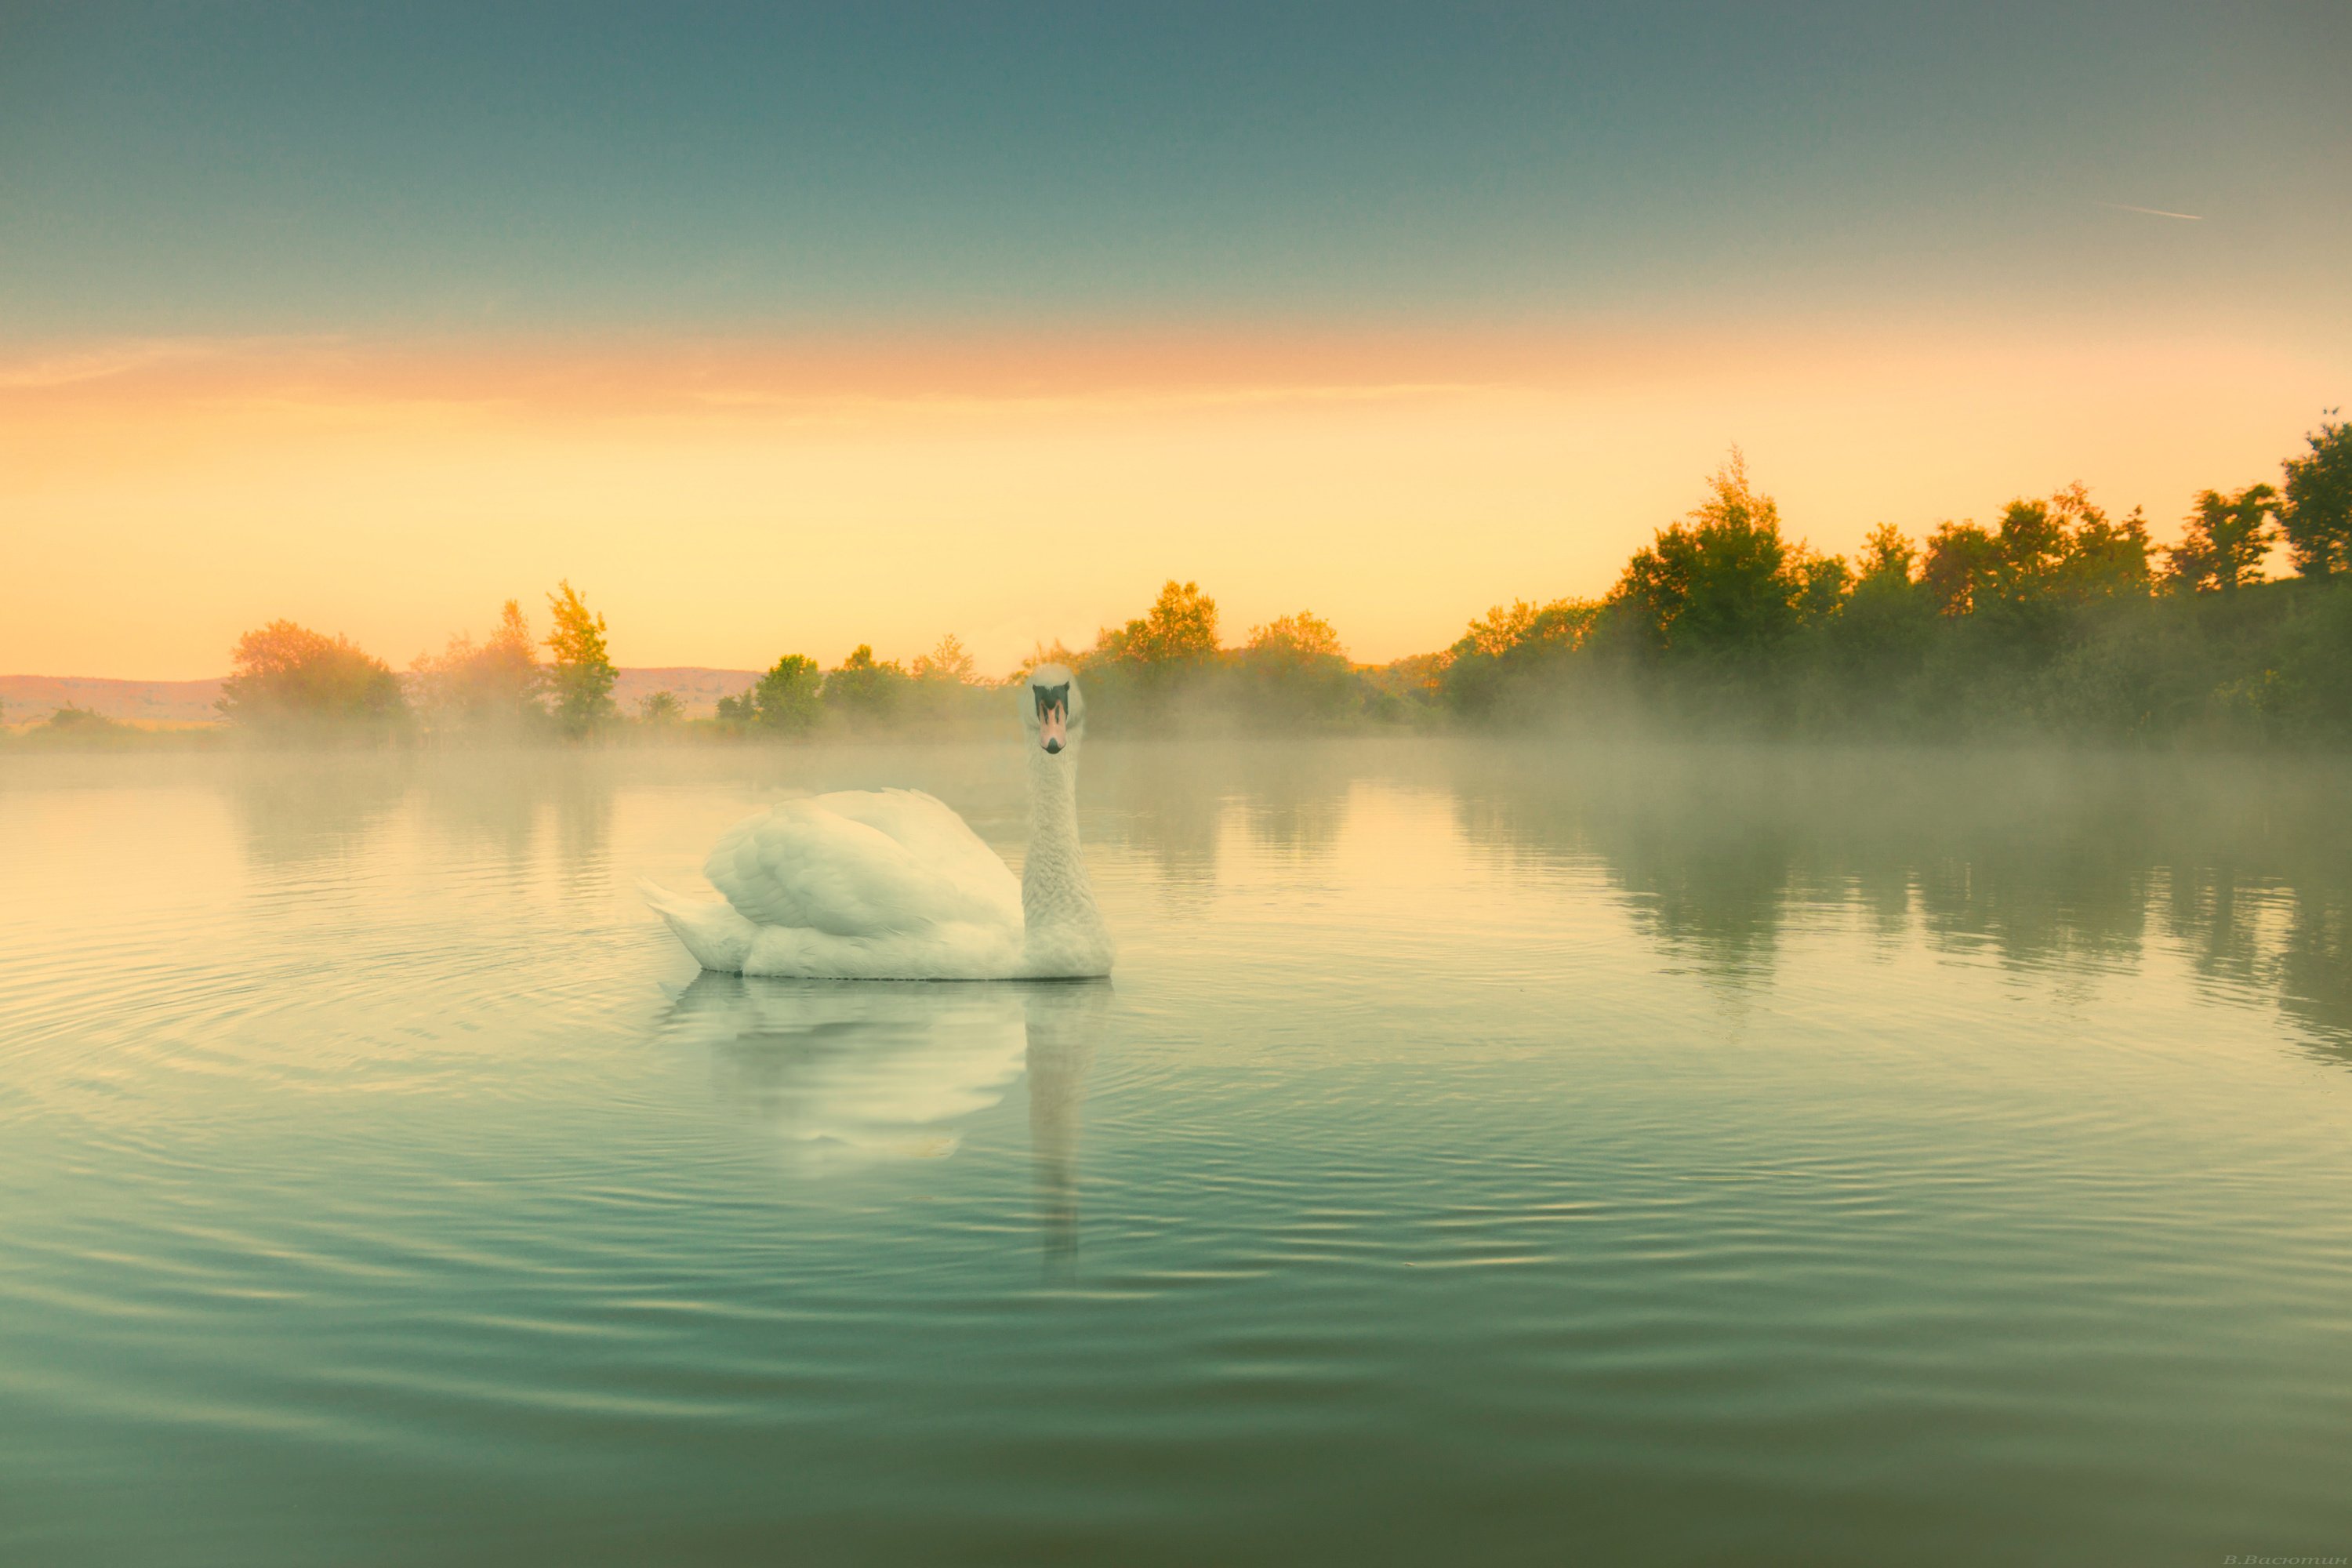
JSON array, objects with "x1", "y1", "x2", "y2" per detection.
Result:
[
  {"x1": 659, "y1": 975, "x2": 1109, "y2": 1262},
  {"x1": 1022, "y1": 982, "x2": 1110, "y2": 1278}
]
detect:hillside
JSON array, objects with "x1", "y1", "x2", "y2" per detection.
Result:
[{"x1": 1, "y1": 668, "x2": 761, "y2": 726}]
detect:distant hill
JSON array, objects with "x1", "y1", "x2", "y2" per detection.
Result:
[
  {"x1": 1, "y1": 668, "x2": 761, "y2": 725},
  {"x1": 0, "y1": 674, "x2": 227, "y2": 726},
  {"x1": 610, "y1": 667, "x2": 760, "y2": 717}
]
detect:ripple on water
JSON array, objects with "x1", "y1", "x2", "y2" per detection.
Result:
[{"x1": 2, "y1": 748, "x2": 2351, "y2": 1563}]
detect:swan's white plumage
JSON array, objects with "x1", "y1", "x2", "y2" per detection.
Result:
[
  {"x1": 706, "y1": 789, "x2": 1019, "y2": 936},
  {"x1": 644, "y1": 664, "x2": 1112, "y2": 980}
]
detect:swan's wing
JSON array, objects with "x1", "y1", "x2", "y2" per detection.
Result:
[
  {"x1": 705, "y1": 791, "x2": 1017, "y2": 938},
  {"x1": 815, "y1": 789, "x2": 1020, "y2": 907}
]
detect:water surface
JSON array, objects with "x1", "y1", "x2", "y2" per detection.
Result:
[{"x1": 3, "y1": 742, "x2": 2349, "y2": 1564}]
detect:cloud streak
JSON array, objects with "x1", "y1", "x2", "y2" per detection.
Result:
[{"x1": 2098, "y1": 201, "x2": 2205, "y2": 221}]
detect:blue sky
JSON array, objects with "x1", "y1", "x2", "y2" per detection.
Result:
[
  {"x1": 4, "y1": 1, "x2": 2345, "y2": 337},
  {"x1": 4, "y1": 2, "x2": 2347, "y2": 681}
]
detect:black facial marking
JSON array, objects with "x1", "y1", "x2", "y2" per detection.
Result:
[{"x1": 1033, "y1": 682, "x2": 1070, "y2": 722}]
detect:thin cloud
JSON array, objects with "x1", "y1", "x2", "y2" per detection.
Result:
[{"x1": 2098, "y1": 201, "x2": 2204, "y2": 221}]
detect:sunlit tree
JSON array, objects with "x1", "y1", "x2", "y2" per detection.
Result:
[
  {"x1": 2280, "y1": 414, "x2": 2352, "y2": 578},
  {"x1": 637, "y1": 690, "x2": 683, "y2": 724},
  {"x1": 1610, "y1": 452, "x2": 1842, "y2": 660},
  {"x1": 1921, "y1": 522, "x2": 2000, "y2": 615},
  {"x1": 1245, "y1": 611, "x2": 1345, "y2": 663},
  {"x1": 543, "y1": 580, "x2": 618, "y2": 737},
  {"x1": 1439, "y1": 597, "x2": 1601, "y2": 716},
  {"x1": 750, "y1": 654, "x2": 822, "y2": 734},
  {"x1": 1236, "y1": 611, "x2": 1361, "y2": 723},
  {"x1": 412, "y1": 599, "x2": 544, "y2": 734},
  {"x1": 2166, "y1": 485, "x2": 2278, "y2": 593},
  {"x1": 1096, "y1": 579, "x2": 1221, "y2": 666},
  {"x1": 1827, "y1": 523, "x2": 1937, "y2": 699},
  {"x1": 217, "y1": 619, "x2": 408, "y2": 732},
  {"x1": 1922, "y1": 487, "x2": 2151, "y2": 619},
  {"x1": 824, "y1": 644, "x2": 909, "y2": 726},
  {"x1": 910, "y1": 633, "x2": 978, "y2": 684}
]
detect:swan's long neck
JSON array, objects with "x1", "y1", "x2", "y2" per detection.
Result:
[{"x1": 1020, "y1": 746, "x2": 1112, "y2": 977}]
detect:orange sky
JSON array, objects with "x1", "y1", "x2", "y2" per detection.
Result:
[{"x1": 3, "y1": 320, "x2": 2344, "y2": 680}]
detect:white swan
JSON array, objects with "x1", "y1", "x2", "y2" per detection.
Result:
[{"x1": 642, "y1": 663, "x2": 1113, "y2": 979}]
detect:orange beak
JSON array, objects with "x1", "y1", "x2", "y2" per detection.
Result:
[{"x1": 1040, "y1": 706, "x2": 1068, "y2": 753}]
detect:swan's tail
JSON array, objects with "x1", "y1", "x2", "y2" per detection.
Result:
[{"x1": 637, "y1": 877, "x2": 754, "y2": 973}]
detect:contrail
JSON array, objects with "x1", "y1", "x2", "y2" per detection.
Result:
[{"x1": 2098, "y1": 201, "x2": 2204, "y2": 221}]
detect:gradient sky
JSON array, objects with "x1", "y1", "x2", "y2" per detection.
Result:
[{"x1": 4, "y1": 1, "x2": 2347, "y2": 677}]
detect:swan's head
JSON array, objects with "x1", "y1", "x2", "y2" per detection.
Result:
[{"x1": 1021, "y1": 663, "x2": 1085, "y2": 755}]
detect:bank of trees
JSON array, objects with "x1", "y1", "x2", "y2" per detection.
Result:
[
  {"x1": 1435, "y1": 415, "x2": 2352, "y2": 743},
  {"x1": 207, "y1": 580, "x2": 622, "y2": 742},
  {"x1": 35, "y1": 410, "x2": 2349, "y2": 750}
]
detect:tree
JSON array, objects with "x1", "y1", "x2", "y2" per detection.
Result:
[
  {"x1": 1454, "y1": 599, "x2": 1596, "y2": 660},
  {"x1": 637, "y1": 690, "x2": 683, "y2": 724},
  {"x1": 1610, "y1": 453, "x2": 1837, "y2": 661},
  {"x1": 1246, "y1": 611, "x2": 1345, "y2": 663},
  {"x1": 2280, "y1": 414, "x2": 2352, "y2": 579},
  {"x1": 750, "y1": 654, "x2": 822, "y2": 734},
  {"x1": 824, "y1": 644, "x2": 908, "y2": 726},
  {"x1": 412, "y1": 598, "x2": 544, "y2": 734},
  {"x1": 1858, "y1": 523, "x2": 1917, "y2": 584},
  {"x1": 2166, "y1": 485, "x2": 2277, "y2": 593},
  {"x1": 1098, "y1": 580, "x2": 1221, "y2": 667},
  {"x1": 2051, "y1": 490, "x2": 2154, "y2": 603},
  {"x1": 1826, "y1": 524, "x2": 1937, "y2": 703},
  {"x1": 1925, "y1": 486, "x2": 2151, "y2": 619},
  {"x1": 1240, "y1": 611, "x2": 1359, "y2": 723},
  {"x1": 910, "y1": 633, "x2": 978, "y2": 685},
  {"x1": 1439, "y1": 597, "x2": 1602, "y2": 716},
  {"x1": 1922, "y1": 522, "x2": 2002, "y2": 615},
  {"x1": 217, "y1": 619, "x2": 408, "y2": 732},
  {"x1": 543, "y1": 580, "x2": 618, "y2": 737}
]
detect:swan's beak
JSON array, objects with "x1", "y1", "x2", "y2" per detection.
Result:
[{"x1": 1040, "y1": 710, "x2": 1068, "y2": 753}]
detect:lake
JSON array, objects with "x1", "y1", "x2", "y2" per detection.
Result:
[{"x1": 3, "y1": 740, "x2": 2349, "y2": 1565}]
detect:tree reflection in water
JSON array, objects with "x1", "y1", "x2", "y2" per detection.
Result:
[{"x1": 1443, "y1": 743, "x2": 2352, "y2": 1065}]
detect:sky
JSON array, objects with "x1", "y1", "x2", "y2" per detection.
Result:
[{"x1": 3, "y1": 0, "x2": 2347, "y2": 678}]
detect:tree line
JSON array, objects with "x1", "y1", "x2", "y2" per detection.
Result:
[
  {"x1": 15, "y1": 411, "x2": 2346, "y2": 748},
  {"x1": 1432, "y1": 413, "x2": 2352, "y2": 742}
]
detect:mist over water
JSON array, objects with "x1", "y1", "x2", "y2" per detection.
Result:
[{"x1": 4, "y1": 740, "x2": 2350, "y2": 1563}]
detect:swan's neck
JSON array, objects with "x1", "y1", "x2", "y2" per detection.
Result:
[{"x1": 1021, "y1": 746, "x2": 1112, "y2": 976}]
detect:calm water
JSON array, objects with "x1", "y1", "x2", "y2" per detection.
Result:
[{"x1": 4, "y1": 741, "x2": 2350, "y2": 1565}]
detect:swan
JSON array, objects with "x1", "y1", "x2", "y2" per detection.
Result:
[{"x1": 642, "y1": 663, "x2": 1113, "y2": 979}]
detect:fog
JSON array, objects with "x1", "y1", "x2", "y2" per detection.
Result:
[{"x1": 12, "y1": 735, "x2": 2349, "y2": 1064}]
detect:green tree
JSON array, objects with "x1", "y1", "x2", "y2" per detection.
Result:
[
  {"x1": 1921, "y1": 521, "x2": 2002, "y2": 615},
  {"x1": 910, "y1": 633, "x2": 978, "y2": 685},
  {"x1": 2166, "y1": 485, "x2": 2278, "y2": 593},
  {"x1": 1610, "y1": 454, "x2": 1838, "y2": 662},
  {"x1": 637, "y1": 690, "x2": 683, "y2": 724},
  {"x1": 1439, "y1": 597, "x2": 1602, "y2": 716},
  {"x1": 751, "y1": 654, "x2": 823, "y2": 734},
  {"x1": 1240, "y1": 611, "x2": 1360, "y2": 723},
  {"x1": 217, "y1": 619, "x2": 408, "y2": 733},
  {"x1": 543, "y1": 580, "x2": 618, "y2": 736},
  {"x1": 823, "y1": 644, "x2": 909, "y2": 727},
  {"x1": 2280, "y1": 415, "x2": 2352, "y2": 579},
  {"x1": 1098, "y1": 579, "x2": 1221, "y2": 667},
  {"x1": 1926, "y1": 486, "x2": 2150, "y2": 619},
  {"x1": 2052, "y1": 492, "x2": 2154, "y2": 603},
  {"x1": 1828, "y1": 524, "x2": 1938, "y2": 695}
]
